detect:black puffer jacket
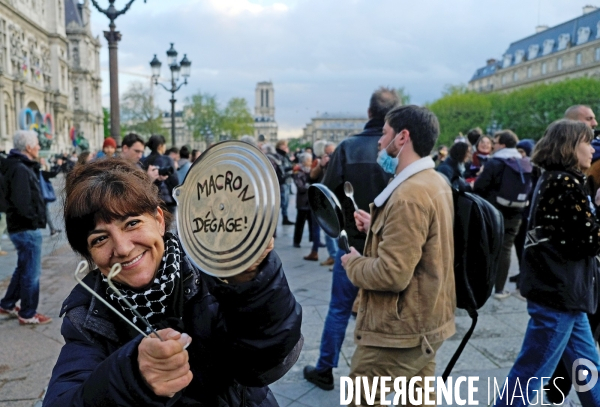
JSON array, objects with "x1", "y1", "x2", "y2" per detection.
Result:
[
  {"x1": 436, "y1": 157, "x2": 472, "y2": 192},
  {"x1": 1, "y1": 149, "x2": 46, "y2": 232},
  {"x1": 322, "y1": 118, "x2": 392, "y2": 252},
  {"x1": 520, "y1": 170, "x2": 600, "y2": 313},
  {"x1": 43, "y1": 251, "x2": 303, "y2": 407},
  {"x1": 293, "y1": 167, "x2": 312, "y2": 210}
]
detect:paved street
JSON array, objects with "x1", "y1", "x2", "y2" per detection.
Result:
[{"x1": 0, "y1": 185, "x2": 581, "y2": 406}]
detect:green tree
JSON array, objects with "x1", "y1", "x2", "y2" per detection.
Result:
[
  {"x1": 287, "y1": 137, "x2": 312, "y2": 153},
  {"x1": 427, "y1": 91, "x2": 496, "y2": 146},
  {"x1": 120, "y1": 81, "x2": 166, "y2": 138},
  {"x1": 493, "y1": 78, "x2": 600, "y2": 139},
  {"x1": 185, "y1": 92, "x2": 222, "y2": 140},
  {"x1": 185, "y1": 91, "x2": 254, "y2": 141},
  {"x1": 427, "y1": 77, "x2": 600, "y2": 144},
  {"x1": 103, "y1": 107, "x2": 110, "y2": 138},
  {"x1": 221, "y1": 98, "x2": 255, "y2": 138}
]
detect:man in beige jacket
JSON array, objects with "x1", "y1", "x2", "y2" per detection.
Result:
[{"x1": 342, "y1": 105, "x2": 456, "y2": 406}]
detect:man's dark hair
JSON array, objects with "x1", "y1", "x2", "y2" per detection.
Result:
[
  {"x1": 166, "y1": 146, "x2": 179, "y2": 155},
  {"x1": 385, "y1": 105, "x2": 440, "y2": 158},
  {"x1": 494, "y1": 130, "x2": 518, "y2": 148},
  {"x1": 466, "y1": 127, "x2": 483, "y2": 146},
  {"x1": 369, "y1": 87, "x2": 400, "y2": 121},
  {"x1": 146, "y1": 135, "x2": 166, "y2": 153},
  {"x1": 180, "y1": 146, "x2": 190, "y2": 159},
  {"x1": 449, "y1": 142, "x2": 470, "y2": 162},
  {"x1": 122, "y1": 133, "x2": 144, "y2": 148}
]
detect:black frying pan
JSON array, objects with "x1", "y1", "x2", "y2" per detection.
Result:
[{"x1": 308, "y1": 184, "x2": 350, "y2": 253}]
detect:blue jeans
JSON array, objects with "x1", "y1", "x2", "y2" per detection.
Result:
[
  {"x1": 280, "y1": 184, "x2": 290, "y2": 220},
  {"x1": 495, "y1": 301, "x2": 600, "y2": 406},
  {"x1": 325, "y1": 235, "x2": 338, "y2": 259},
  {"x1": 310, "y1": 214, "x2": 321, "y2": 252},
  {"x1": 316, "y1": 249, "x2": 359, "y2": 371},
  {"x1": 0, "y1": 229, "x2": 43, "y2": 319}
]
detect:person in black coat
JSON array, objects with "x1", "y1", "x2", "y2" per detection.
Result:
[
  {"x1": 436, "y1": 141, "x2": 472, "y2": 192},
  {"x1": 43, "y1": 158, "x2": 303, "y2": 407},
  {"x1": 292, "y1": 153, "x2": 319, "y2": 256},
  {"x1": 495, "y1": 120, "x2": 600, "y2": 406},
  {"x1": 0, "y1": 131, "x2": 51, "y2": 325}
]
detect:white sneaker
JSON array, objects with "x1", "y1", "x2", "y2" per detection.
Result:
[
  {"x1": 494, "y1": 290, "x2": 511, "y2": 300},
  {"x1": 512, "y1": 289, "x2": 526, "y2": 301}
]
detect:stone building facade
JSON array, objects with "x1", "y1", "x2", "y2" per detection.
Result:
[
  {"x1": 301, "y1": 112, "x2": 366, "y2": 145},
  {"x1": 469, "y1": 6, "x2": 600, "y2": 94},
  {"x1": 0, "y1": 0, "x2": 102, "y2": 154},
  {"x1": 160, "y1": 110, "x2": 205, "y2": 152},
  {"x1": 253, "y1": 81, "x2": 277, "y2": 143}
]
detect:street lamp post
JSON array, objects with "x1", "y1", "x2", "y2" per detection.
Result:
[
  {"x1": 91, "y1": 0, "x2": 147, "y2": 141},
  {"x1": 150, "y1": 44, "x2": 191, "y2": 147}
]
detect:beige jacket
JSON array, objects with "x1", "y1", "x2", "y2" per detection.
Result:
[{"x1": 345, "y1": 168, "x2": 456, "y2": 348}]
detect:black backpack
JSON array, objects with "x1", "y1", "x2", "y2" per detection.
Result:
[
  {"x1": 494, "y1": 157, "x2": 533, "y2": 208},
  {"x1": 442, "y1": 188, "x2": 504, "y2": 381}
]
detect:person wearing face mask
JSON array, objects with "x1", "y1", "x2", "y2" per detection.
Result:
[{"x1": 340, "y1": 105, "x2": 456, "y2": 405}]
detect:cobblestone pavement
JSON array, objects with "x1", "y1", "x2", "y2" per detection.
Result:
[{"x1": 0, "y1": 186, "x2": 582, "y2": 406}]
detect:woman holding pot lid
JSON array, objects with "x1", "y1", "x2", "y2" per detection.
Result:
[{"x1": 43, "y1": 158, "x2": 302, "y2": 407}]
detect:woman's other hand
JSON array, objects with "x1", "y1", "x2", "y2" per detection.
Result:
[
  {"x1": 354, "y1": 209, "x2": 371, "y2": 233},
  {"x1": 138, "y1": 328, "x2": 193, "y2": 398},
  {"x1": 228, "y1": 237, "x2": 275, "y2": 284}
]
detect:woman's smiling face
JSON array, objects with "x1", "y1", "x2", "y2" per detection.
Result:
[{"x1": 87, "y1": 208, "x2": 165, "y2": 289}]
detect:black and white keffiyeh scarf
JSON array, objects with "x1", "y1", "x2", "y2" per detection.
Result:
[{"x1": 102, "y1": 232, "x2": 183, "y2": 334}]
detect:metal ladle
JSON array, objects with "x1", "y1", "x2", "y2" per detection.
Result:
[{"x1": 344, "y1": 181, "x2": 359, "y2": 212}]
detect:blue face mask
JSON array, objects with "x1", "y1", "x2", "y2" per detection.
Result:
[
  {"x1": 377, "y1": 148, "x2": 398, "y2": 175},
  {"x1": 377, "y1": 135, "x2": 407, "y2": 175}
]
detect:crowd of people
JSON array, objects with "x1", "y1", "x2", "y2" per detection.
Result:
[
  {"x1": 301, "y1": 97, "x2": 600, "y2": 406},
  {"x1": 0, "y1": 95, "x2": 600, "y2": 405}
]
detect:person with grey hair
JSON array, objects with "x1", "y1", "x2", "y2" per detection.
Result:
[
  {"x1": 240, "y1": 135, "x2": 258, "y2": 147},
  {"x1": 0, "y1": 130, "x2": 51, "y2": 325}
]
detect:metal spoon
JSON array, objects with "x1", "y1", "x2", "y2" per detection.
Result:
[{"x1": 344, "y1": 181, "x2": 359, "y2": 212}]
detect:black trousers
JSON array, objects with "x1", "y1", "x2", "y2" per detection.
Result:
[{"x1": 293, "y1": 209, "x2": 312, "y2": 246}]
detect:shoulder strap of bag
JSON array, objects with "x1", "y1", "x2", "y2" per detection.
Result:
[{"x1": 442, "y1": 308, "x2": 477, "y2": 382}]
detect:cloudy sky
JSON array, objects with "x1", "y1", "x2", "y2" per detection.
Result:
[{"x1": 90, "y1": 0, "x2": 595, "y2": 138}]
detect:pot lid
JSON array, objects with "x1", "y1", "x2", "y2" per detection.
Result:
[{"x1": 173, "y1": 141, "x2": 280, "y2": 277}]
